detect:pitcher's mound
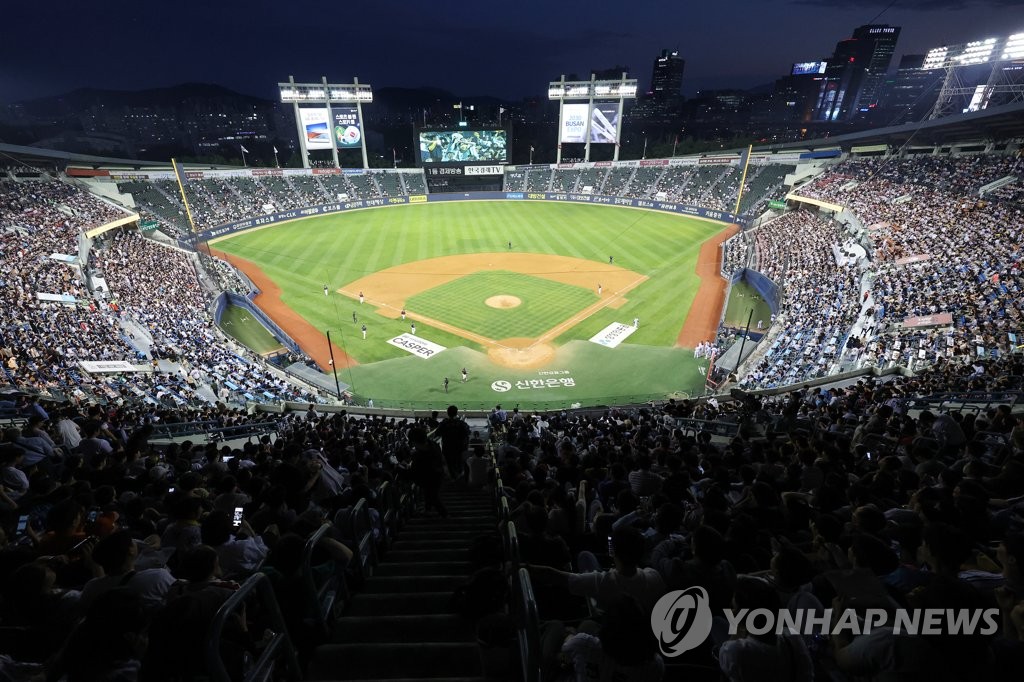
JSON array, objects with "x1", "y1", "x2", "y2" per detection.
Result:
[
  {"x1": 489, "y1": 338, "x2": 555, "y2": 368},
  {"x1": 486, "y1": 295, "x2": 521, "y2": 309}
]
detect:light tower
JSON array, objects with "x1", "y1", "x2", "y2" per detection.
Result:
[
  {"x1": 548, "y1": 73, "x2": 637, "y2": 163},
  {"x1": 924, "y1": 32, "x2": 1024, "y2": 119},
  {"x1": 279, "y1": 76, "x2": 373, "y2": 169}
]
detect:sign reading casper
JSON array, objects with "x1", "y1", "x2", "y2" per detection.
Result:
[
  {"x1": 386, "y1": 333, "x2": 447, "y2": 359},
  {"x1": 590, "y1": 322, "x2": 638, "y2": 348}
]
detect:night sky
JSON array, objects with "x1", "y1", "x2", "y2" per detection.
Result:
[{"x1": 3, "y1": 0, "x2": 1023, "y2": 103}]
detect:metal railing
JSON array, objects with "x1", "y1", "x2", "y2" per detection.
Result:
[{"x1": 206, "y1": 573, "x2": 303, "y2": 682}]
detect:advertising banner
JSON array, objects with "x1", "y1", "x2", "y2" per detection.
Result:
[
  {"x1": 902, "y1": 313, "x2": 954, "y2": 329},
  {"x1": 560, "y1": 103, "x2": 589, "y2": 143},
  {"x1": 895, "y1": 254, "x2": 931, "y2": 266},
  {"x1": 299, "y1": 108, "x2": 333, "y2": 150},
  {"x1": 465, "y1": 165, "x2": 504, "y2": 176},
  {"x1": 37, "y1": 293, "x2": 77, "y2": 304},
  {"x1": 589, "y1": 322, "x2": 638, "y2": 348},
  {"x1": 331, "y1": 107, "x2": 361, "y2": 148},
  {"x1": 699, "y1": 156, "x2": 739, "y2": 165},
  {"x1": 386, "y1": 333, "x2": 447, "y2": 359},
  {"x1": 590, "y1": 103, "x2": 619, "y2": 143},
  {"x1": 80, "y1": 361, "x2": 147, "y2": 373}
]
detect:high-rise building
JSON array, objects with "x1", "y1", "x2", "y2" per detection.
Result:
[
  {"x1": 816, "y1": 24, "x2": 900, "y2": 121},
  {"x1": 634, "y1": 49, "x2": 685, "y2": 121},
  {"x1": 880, "y1": 54, "x2": 940, "y2": 124},
  {"x1": 650, "y1": 49, "x2": 685, "y2": 99}
]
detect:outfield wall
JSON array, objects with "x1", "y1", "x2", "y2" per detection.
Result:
[
  {"x1": 212, "y1": 292, "x2": 302, "y2": 354},
  {"x1": 739, "y1": 268, "x2": 782, "y2": 315},
  {"x1": 191, "y1": 191, "x2": 740, "y2": 245}
]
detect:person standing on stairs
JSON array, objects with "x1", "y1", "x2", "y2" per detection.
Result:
[
  {"x1": 408, "y1": 426, "x2": 447, "y2": 518},
  {"x1": 435, "y1": 404, "x2": 470, "y2": 481}
]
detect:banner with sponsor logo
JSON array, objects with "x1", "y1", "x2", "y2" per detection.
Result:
[
  {"x1": 386, "y1": 333, "x2": 446, "y2": 359},
  {"x1": 408, "y1": 195, "x2": 428, "y2": 203},
  {"x1": 589, "y1": 322, "x2": 638, "y2": 348},
  {"x1": 590, "y1": 103, "x2": 619, "y2": 143},
  {"x1": 699, "y1": 156, "x2": 739, "y2": 165},
  {"x1": 895, "y1": 254, "x2": 931, "y2": 266},
  {"x1": 299, "y1": 108, "x2": 333, "y2": 150},
  {"x1": 80, "y1": 361, "x2": 149, "y2": 373},
  {"x1": 465, "y1": 165, "x2": 504, "y2": 176},
  {"x1": 902, "y1": 313, "x2": 953, "y2": 329},
  {"x1": 639, "y1": 159, "x2": 669, "y2": 167},
  {"x1": 37, "y1": 293, "x2": 78, "y2": 304},
  {"x1": 331, "y1": 106, "x2": 361, "y2": 148},
  {"x1": 199, "y1": 192, "x2": 738, "y2": 243},
  {"x1": 560, "y1": 103, "x2": 589, "y2": 143}
]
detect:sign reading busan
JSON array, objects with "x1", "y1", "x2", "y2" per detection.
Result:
[
  {"x1": 386, "y1": 333, "x2": 446, "y2": 359},
  {"x1": 560, "y1": 104, "x2": 590, "y2": 143}
]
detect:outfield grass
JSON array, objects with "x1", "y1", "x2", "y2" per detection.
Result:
[
  {"x1": 407, "y1": 271, "x2": 596, "y2": 339},
  {"x1": 214, "y1": 201, "x2": 724, "y2": 403},
  {"x1": 724, "y1": 280, "x2": 773, "y2": 330},
  {"x1": 219, "y1": 304, "x2": 283, "y2": 354}
]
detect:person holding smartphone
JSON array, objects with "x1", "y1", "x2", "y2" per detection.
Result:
[{"x1": 200, "y1": 509, "x2": 269, "y2": 577}]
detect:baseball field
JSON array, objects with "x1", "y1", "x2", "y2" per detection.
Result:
[{"x1": 212, "y1": 201, "x2": 734, "y2": 409}]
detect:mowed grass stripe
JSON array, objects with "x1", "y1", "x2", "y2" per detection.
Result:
[{"x1": 406, "y1": 271, "x2": 596, "y2": 340}]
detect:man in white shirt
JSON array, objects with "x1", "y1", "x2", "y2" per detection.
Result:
[
  {"x1": 78, "y1": 530, "x2": 175, "y2": 614},
  {"x1": 529, "y1": 526, "x2": 666, "y2": 614}
]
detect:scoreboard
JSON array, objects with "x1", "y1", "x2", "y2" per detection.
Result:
[{"x1": 418, "y1": 129, "x2": 508, "y2": 192}]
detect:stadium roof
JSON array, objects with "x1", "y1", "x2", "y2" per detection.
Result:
[
  {"x1": 0, "y1": 142, "x2": 235, "y2": 170},
  {"x1": 754, "y1": 101, "x2": 1024, "y2": 153}
]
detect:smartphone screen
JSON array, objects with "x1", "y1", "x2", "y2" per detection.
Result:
[
  {"x1": 607, "y1": 535, "x2": 614, "y2": 558},
  {"x1": 16, "y1": 515, "x2": 29, "y2": 534},
  {"x1": 232, "y1": 507, "x2": 244, "y2": 529},
  {"x1": 87, "y1": 510, "x2": 99, "y2": 524}
]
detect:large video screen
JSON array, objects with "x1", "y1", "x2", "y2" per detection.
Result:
[
  {"x1": 419, "y1": 130, "x2": 507, "y2": 163},
  {"x1": 792, "y1": 61, "x2": 827, "y2": 76}
]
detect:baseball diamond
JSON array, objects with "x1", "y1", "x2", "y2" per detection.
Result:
[{"x1": 213, "y1": 200, "x2": 730, "y2": 408}]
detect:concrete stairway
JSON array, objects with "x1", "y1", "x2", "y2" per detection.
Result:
[{"x1": 308, "y1": 486, "x2": 496, "y2": 682}]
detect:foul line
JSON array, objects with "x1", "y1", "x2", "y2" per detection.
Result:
[{"x1": 531, "y1": 275, "x2": 648, "y2": 348}]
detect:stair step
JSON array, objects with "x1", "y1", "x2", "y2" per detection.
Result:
[
  {"x1": 346, "y1": 591, "x2": 453, "y2": 616},
  {"x1": 363, "y1": 575, "x2": 466, "y2": 594},
  {"x1": 331, "y1": 614, "x2": 473, "y2": 643},
  {"x1": 313, "y1": 675, "x2": 485, "y2": 679},
  {"x1": 309, "y1": 642, "x2": 479, "y2": 679},
  {"x1": 392, "y1": 539, "x2": 469, "y2": 550},
  {"x1": 385, "y1": 548, "x2": 467, "y2": 562},
  {"x1": 398, "y1": 530, "x2": 489, "y2": 541},
  {"x1": 404, "y1": 521, "x2": 495, "y2": 531},
  {"x1": 376, "y1": 561, "x2": 475, "y2": 577}
]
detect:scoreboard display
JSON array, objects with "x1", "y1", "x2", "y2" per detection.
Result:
[
  {"x1": 418, "y1": 128, "x2": 508, "y2": 192},
  {"x1": 419, "y1": 130, "x2": 506, "y2": 163}
]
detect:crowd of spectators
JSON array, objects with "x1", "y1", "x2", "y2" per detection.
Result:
[
  {"x1": 91, "y1": 229, "x2": 314, "y2": 405},
  {"x1": 0, "y1": 181, "x2": 140, "y2": 391},
  {"x1": 497, "y1": 353, "x2": 1024, "y2": 681},
  {"x1": 791, "y1": 154, "x2": 1024, "y2": 372},
  {"x1": 738, "y1": 211, "x2": 864, "y2": 389},
  {"x1": 0, "y1": 397, "x2": 468, "y2": 678}
]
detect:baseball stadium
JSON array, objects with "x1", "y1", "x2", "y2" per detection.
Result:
[{"x1": 3, "y1": 20, "x2": 1024, "y2": 682}]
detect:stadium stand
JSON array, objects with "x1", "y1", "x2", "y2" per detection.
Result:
[{"x1": 3, "y1": 146, "x2": 1024, "y2": 682}]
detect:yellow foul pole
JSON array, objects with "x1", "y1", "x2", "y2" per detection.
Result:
[{"x1": 732, "y1": 144, "x2": 754, "y2": 216}]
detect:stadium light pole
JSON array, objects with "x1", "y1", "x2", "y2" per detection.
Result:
[
  {"x1": 549, "y1": 73, "x2": 637, "y2": 163},
  {"x1": 279, "y1": 77, "x2": 373, "y2": 169}
]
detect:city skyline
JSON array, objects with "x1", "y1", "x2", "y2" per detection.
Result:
[{"x1": 2, "y1": 1, "x2": 1023, "y2": 104}]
